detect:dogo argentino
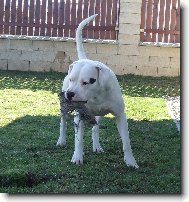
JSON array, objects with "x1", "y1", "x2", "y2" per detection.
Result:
[{"x1": 56, "y1": 14, "x2": 139, "y2": 169}]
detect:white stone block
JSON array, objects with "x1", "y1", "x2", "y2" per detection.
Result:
[
  {"x1": 21, "y1": 50, "x2": 56, "y2": 62},
  {"x1": 0, "y1": 50, "x2": 22, "y2": 60},
  {"x1": 136, "y1": 66, "x2": 158, "y2": 76},
  {"x1": 119, "y1": 13, "x2": 141, "y2": 24},
  {"x1": 103, "y1": 55, "x2": 138, "y2": 67},
  {"x1": 120, "y1": 2, "x2": 141, "y2": 14},
  {"x1": 83, "y1": 43, "x2": 97, "y2": 54},
  {"x1": 87, "y1": 53, "x2": 108, "y2": 65},
  {"x1": 54, "y1": 41, "x2": 76, "y2": 52},
  {"x1": 54, "y1": 51, "x2": 71, "y2": 64},
  {"x1": 149, "y1": 56, "x2": 171, "y2": 68},
  {"x1": 137, "y1": 55, "x2": 150, "y2": 67},
  {"x1": 118, "y1": 45, "x2": 139, "y2": 56},
  {"x1": 118, "y1": 34, "x2": 140, "y2": 45},
  {"x1": 53, "y1": 61, "x2": 70, "y2": 73},
  {"x1": 96, "y1": 44, "x2": 118, "y2": 55},
  {"x1": 67, "y1": 51, "x2": 78, "y2": 62},
  {"x1": 0, "y1": 59, "x2": 8, "y2": 70},
  {"x1": 0, "y1": 39, "x2": 10, "y2": 50},
  {"x1": 8, "y1": 60, "x2": 30, "y2": 71},
  {"x1": 157, "y1": 67, "x2": 179, "y2": 77},
  {"x1": 139, "y1": 46, "x2": 180, "y2": 58},
  {"x1": 110, "y1": 65, "x2": 137, "y2": 75},
  {"x1": 10, "y1": 39, "x2": 32, "y2": 50},
  {"x1": 119, "y1": 24, "x2": 140, "y2": 35},
  {"x1": 29, "y1": 61, "x2": 53, "y2": 72},
  {"x1": 170, "y1": 57, "x2": 180, "y2": 69},
  {"x1": 32, "y1": 40, "x2": 54, "y2": 51}
]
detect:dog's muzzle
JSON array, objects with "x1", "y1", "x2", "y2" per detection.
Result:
[{"x1": 66, "y1": 91, "x2": 75, "y2": 101}]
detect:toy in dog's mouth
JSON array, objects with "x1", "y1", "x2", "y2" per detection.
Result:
[{"x1": 59, "y1": 91, "x2": 97, "y2": 125}]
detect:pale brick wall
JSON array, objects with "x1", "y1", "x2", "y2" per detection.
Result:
[{"x1": 0, "y1": 0, "x2": 180, "y2": 77}]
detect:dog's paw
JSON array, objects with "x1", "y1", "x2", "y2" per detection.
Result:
[
  {"x1": 124, "y1": 155, "x2": 139, "y2": 169},
  {"x1": 93, "y1": 145, "x2": 104, "y2": 153},
  {"x1": 71, "y1": 151, "x2": 83, "y2": 165},
  {"x1": 56, "y1": 138, "x2": 66, "y2": 146}
]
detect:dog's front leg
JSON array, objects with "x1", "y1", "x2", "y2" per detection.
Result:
[
  {"x1": 115, "y1": 112, "x2": 139, "y2": 169},
  {"x1": 56, "y1": 115, "x2": 67, "y2": 146},
  {"x1": 92, "y1": 116, "x2": 104, "y2": 153},
  {"x1": 71, "y1": 112, "x2": 84, "y2": 164}
]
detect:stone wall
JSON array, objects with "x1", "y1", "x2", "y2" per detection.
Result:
[{"x1": 0, "y1": 0, "x2": 180, "y2": 77}]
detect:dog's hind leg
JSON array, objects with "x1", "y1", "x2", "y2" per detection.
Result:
[
  {"x1": 92, "y1": 116, "x2": 104, "y2": 153},
  {"x1": 115, "y1": 112, "x2": 139, "y2": 169},
  {"x1": 56, "y1": 115, "x2": 67, "y2": 146},
  {"x1": 71, "y1": 112, "x2": 84, "y2": 164}
]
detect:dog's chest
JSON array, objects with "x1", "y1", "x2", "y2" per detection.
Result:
[{"x1": 85, "y1": 101, "x2": 111, "y2": 116}]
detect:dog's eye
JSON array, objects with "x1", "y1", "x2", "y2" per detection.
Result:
[
  {"x1": 83, "y1": 81, "x2": 89, "y2": 85},
  {"x1": 89, "y1": 78, "x2": 96, "y2": 84}
]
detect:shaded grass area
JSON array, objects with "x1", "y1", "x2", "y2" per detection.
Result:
[
  {"x1": 0, "y1": 70, "x2": 180, "y2": 194},
  {"x1": 0, "y1": 70, "x2": 180, "y2": 97}
]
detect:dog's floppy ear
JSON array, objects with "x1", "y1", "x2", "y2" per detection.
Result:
[
  {"x1": 68, "y1": 64, "x2": 73, "y2": 75},
  {"x1": 68, "y1": 61, "x2": 78, "y2": 75},
  {"x1": 96, "y1": 63, "x2": 110, "y2": 89},
  {"x1": 96, "y1": 66, "x2": 101, "y2": 85}
]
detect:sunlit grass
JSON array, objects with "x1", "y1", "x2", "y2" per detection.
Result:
[
  {"x1": 0, "y1": 89, "x2": 59, "y2": 127},
  {"x1": 125, "y1": 96, "x2": 170, "y2": 121},
  {"x1": 0, "y1": 70, "x2": 180, "y2": 194}
]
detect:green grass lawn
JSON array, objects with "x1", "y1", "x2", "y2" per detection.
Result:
[{"x1": 0, "y1": 70, "x2": 180, "y2": 194}]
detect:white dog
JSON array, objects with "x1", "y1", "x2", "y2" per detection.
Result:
[{"x1": 56, "y1": 14, "x2": 139, "y2": 169}]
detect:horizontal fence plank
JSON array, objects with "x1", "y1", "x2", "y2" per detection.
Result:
[
  {"x1": 0, "y1": 0, "x2": 119, "y2": 40},
  {"x1": 142, "y1": 28, "x2": 180, "y2": 35},
  {"x1": 0, "y1": 22, "x2": 116, "y2": 31}
]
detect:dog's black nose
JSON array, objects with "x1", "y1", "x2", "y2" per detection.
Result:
[{"x1": 66, "y1": 91, "x2": 75, "y2": 101}]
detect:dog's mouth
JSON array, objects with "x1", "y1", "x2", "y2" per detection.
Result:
[
  {"x1": 69, "y1": 100, "x2": 88, "y2": 104},
  {"x1": 59, "y1": 91, "x2": 88, "y2": 104}
]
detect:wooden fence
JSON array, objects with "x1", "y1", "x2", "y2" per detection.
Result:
[
  {"x1": 140, "y1": 0, "x2": 180, "y2": 43},
  {"x1": 0, "y1": 0, "x2": 119, "y2": 40}
]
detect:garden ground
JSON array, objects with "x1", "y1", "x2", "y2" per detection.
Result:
[{"x1": 0, "y1": 70, "x2": 180, "y2": 194}]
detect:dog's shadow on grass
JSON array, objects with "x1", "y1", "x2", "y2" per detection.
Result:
[
  {"x1": 0, "y1": 70, "x2": 180, "y2": 98},
  {"x1": 0, "y1": 114, "x2": 180, "y2": 193}
]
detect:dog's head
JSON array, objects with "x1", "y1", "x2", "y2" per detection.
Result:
[{"x1": 64, "y1": 59, "x2": 109, "y2": 102}]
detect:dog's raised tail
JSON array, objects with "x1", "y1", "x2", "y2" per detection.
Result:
[{"x1": 76, "y1": 14, "x2": 98, "y2": 60}]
